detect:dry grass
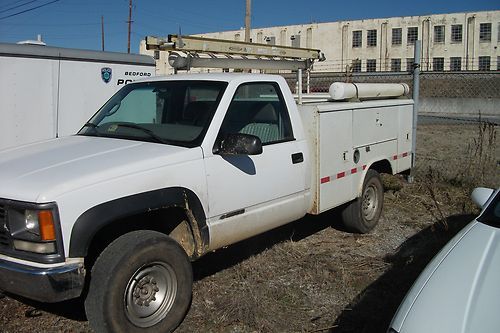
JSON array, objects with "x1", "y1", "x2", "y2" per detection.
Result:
[
  {"x1": 0, "y1": 123, "x2": 498, "y2": 333},
  {"x1": 415, "y1": 122, "x2": 498, "y2": 229}
]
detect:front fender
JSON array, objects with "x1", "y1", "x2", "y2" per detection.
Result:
[{"x1": 68, "y1": 187, "x2": 208, "y2": 258}]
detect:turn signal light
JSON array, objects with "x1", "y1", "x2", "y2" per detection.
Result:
[{"x1": 39, "y1": 210, "x2": 56, "y2": 241}]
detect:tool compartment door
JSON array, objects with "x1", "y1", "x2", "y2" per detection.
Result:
[
  {"x1": 352, "y1": 106, "x2": 398, "y2": 148},
  {"x1": 397, "y1": 104, "x2": 413, "y2": 173},
  {"x1": 318, "y1": 109, "x2": 354, "y2": 212}
]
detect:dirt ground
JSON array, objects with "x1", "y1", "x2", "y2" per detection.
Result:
[{"x1": 0, "y1": 123, "x2": 498, "y2": 333}]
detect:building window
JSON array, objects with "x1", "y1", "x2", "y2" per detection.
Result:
[
  {"x1": 392, "y1": 28, "x2": 402, "y2": 45},
  {"x1": 367, "y1": 29, "x2": 377, "y2": 47},
  {"x1": 352, "y1": 30, "x2": 362, "y2": 48},
  {"x1": 451, "y1": 24, "x2": 462, "y2": 42},
  {"x1": 352, "y1": 59, "x2": 361, "y2": 72},
  {"x1": 433, "y1": 57, "x2": 444, "y2": 71},
  {"x1": 154, "y1": 50, "x2": 160, "y2": 60},
  {"x1": 265, "y1": 36, "x2": 276, "y2": 45},
  {"x1": 407, "y1": 27, "x2": 418, "y2": 45},
  {"x1": 391, "y1": 58, "x2": 401, "y2": 72},
  {"x1": 434, "y1": 25, "x2": 445, "y2": 43},
  {"x1": 479, "y1": 23, "x2": 492, "y2": 42},
  {"x1": 406, "y1": 58, "x2": 414, "y2": 72},
  {"x1": 498, "y1": 56, "x2": 500, "y2": 71},
  {"x1": 291, "y1": 34, "x2": 300, "y2": 48},
  {"x1": 478, "y1": 56, "x2": 490, "y2": 71},
  {"x1": 366, "y1": 59, "x2": 377, "y2": 72},
  {"x1": 450, "y1": 57, "x2": 462, "y2": 71},
  {"x1": 234, "y1": 33, "x2": 241, "y2": 41}
]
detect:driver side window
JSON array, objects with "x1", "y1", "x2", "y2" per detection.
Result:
[{"x1": 218, "y1": 82, "x2": 294, "y2": 145}]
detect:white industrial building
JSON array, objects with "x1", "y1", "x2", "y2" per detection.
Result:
[{"x1": 141, "y1": 10, "x2": 500, "y2": 74}]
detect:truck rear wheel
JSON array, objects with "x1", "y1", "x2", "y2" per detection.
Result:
[
  {"x1": 341, "y1": 169, "x2": 383, "y2": 233},
  {"x1": 85, "y1": 230, "x2": 192, "y2": 333}
]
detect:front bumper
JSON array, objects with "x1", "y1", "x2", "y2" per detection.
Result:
[{"x1": 0, "y1": 258, "x2": 85, "y2": 302}]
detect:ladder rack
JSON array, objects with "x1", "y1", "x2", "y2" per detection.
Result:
[{"x1": 145, "y1": 34, "x2": 325, "y2": 71}]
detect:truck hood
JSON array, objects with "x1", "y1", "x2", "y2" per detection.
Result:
[
  {"x1": 390, "y1": 221, "x2": 500, "y2": 333},
  {"x1": 0, "y1": 136, "x2": 195, "y2": 202}
]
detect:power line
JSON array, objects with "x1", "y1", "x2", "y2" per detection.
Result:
[
  {"x1": 0, "y1": 0, "x2": 62, "y2": 20},
  {"x1": 1, "y1": 20, "x2": 124, "y2": 26},
  {"x1": 0, "y1": 0, "x2": 40, "y2": 14},
  {"x1": 1, "y1": 30, "x2": 125, "y2": 39},
  {"x1": 0, "y1": 0, "x2": 28, "y2": 10}
]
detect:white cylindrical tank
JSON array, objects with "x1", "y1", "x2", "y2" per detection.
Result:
[{"x1": 329, "y1": 82, "x2": 410, "y2": 100}]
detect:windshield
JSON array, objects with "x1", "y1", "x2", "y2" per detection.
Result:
[{"x1": 79, "y1": 80, "x2": 228, "y2": 147}]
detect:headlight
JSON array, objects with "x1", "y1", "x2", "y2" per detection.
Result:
[
  {"x1": 7, "y1": 207, "x2": 58, "y2": 254},
  {"x1": 25, "y1": 210, "x2": 38, "y2": 231}
]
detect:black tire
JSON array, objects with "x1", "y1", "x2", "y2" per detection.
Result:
[
  {"x1": 85, "y1": 230, "x2": 193, "y2": 333},
  {"x1": 341, "y1": 169, "x2": 384, "y2": 233}
]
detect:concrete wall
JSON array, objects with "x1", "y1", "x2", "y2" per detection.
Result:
[{"x1": 419, "y1": 97, "x2": 500, "y2": 117}]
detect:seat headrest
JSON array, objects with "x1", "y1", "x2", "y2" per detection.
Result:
[{"x1": 253, "y1": 103, "x2": 278, "y2": 122}]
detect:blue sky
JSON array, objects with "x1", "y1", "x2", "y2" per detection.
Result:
[{"x1": 0, "y1": 0, "x2": 498, "y2": 53}]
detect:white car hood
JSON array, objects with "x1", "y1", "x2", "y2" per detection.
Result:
[
  {"x1": 0, "y1": 136, "x2": 193, "y2": 202},
  {"x1": 391, "y1": 221, "x2": 500, "y2": 333}
]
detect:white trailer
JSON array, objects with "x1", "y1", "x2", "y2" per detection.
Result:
[{"x1": 0, "y1": 43, "x2": 156, "y2": 150}]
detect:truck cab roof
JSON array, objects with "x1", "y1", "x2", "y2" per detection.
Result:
[{"x1": 136, "y1": 72, "x2": 286, "y2": 84}]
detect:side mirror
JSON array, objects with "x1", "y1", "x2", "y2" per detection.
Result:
[
  {"x1": 471, "y1": 187, "x2": 495, "y2": 209},
  {"x1": 216, "y1": 133, "x2": 263, "y2": 156}
]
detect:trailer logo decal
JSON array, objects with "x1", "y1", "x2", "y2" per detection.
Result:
[{"x1": 101, "y1": 67, "x2": 112, "y2": 83}]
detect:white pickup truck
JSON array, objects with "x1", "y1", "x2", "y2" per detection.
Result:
[{"x1": 0, "y1": 73, "x2": 413, "y2": 332}]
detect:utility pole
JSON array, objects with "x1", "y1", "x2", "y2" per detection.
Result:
[
  {"x1": 101, "y1": 15, "x2": 105, "y2": 51},
  {"x1": 127, "y1": 0, "x2": 132, "y2": 53},
  {"x1": 244, "y1": 0, "x2": 251, "y2": 42}
]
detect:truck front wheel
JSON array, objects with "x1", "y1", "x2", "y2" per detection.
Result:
[
  {"x1": 341, "y1": 169, "x2": 384, "y2": 233},
  {"x1": 85, "y1": 230, "x2": 192, "y2": 333}
]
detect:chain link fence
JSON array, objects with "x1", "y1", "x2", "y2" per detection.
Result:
[
  {"x1": 418, "y1": 72, "x2": 500, "y2": 125},
  {"x1": 282, "y1": 70, "x2": 500, "y2": 188},
  {"x1": 282, "y1": 71, "x2": 499, "y2": 119},
  {"x1": 282, "y1": 71, "x2": 413, "y2": 95}
]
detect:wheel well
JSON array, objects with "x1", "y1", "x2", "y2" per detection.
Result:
[
  {"x1": 84, "y1": 207, "x2": 196, "y2": 271},
  {"x1": 368, "y1": 159, "x2": 393, "y2": 175}
]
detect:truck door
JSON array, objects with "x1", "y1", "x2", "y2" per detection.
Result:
[{"x1": 204, "y1": 82, "x2": 308, "y2": 250}]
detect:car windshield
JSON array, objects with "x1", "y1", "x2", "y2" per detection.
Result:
[
  {"x1": 78, "y1": 80, "x2": 228, "y2": 147},
  {"x1": 478, "y1": 190, "x2": 500, "y2": 226}
]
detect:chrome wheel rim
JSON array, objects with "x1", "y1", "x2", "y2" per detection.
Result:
[
  {"x1": 124, "y1": 262, "x2": 177, "y2": 327},
  {"x1": 362, "y1": 185, "x2": 378, "y2": 221}
]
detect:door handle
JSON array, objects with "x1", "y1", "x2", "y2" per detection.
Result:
[{"x1": 291, "y1": 152, "x2": 304, "y2": 164}]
